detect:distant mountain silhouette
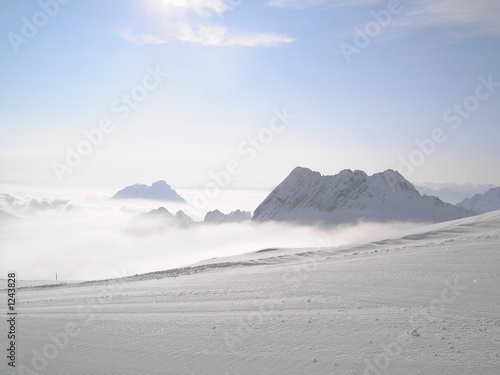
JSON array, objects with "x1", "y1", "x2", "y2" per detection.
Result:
[
  {"x1": 112, "y1": 180, "x2": 185, "y2": 202},
  {"x1": 457, "y1": 187, "x2": 500, "y2": 214}
]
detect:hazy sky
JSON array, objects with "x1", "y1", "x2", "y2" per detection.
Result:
[{"x1": 1, "y1": 0, "x2": 499, "y2": 189}]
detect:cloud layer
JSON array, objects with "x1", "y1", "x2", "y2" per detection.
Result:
[{"x1": 0, "y1": 188, "x2": 419, "y2": 281}]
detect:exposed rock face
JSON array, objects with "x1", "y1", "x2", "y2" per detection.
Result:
[
  {"x1": 253, "y1": 167, "x2": 475, "y2": 224},
  {"x1": 457, "y1": 187, "x2": 500, "y2": 214},
  {"x1": 112, "y1": 181, "x2": 185, "y2": 202}
]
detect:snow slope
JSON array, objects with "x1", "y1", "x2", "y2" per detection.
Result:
[
  {"x1": 1, "y1": 211, "x2": 499, "y2": 375},
  {"x1": 253, "y1": 167, "x2": 474, "y2": 224},
  {"x1": 457, "y1": 187, "x2": 500, "y2": 214}
]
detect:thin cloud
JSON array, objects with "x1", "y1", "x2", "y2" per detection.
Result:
[
  {"x1": 267, "y1": 0, "x2": 326, "y2": 8},
  {"x1": 174, "y1": 24, "x2": 295, "y2": 46},
  {"x1": 400, "y1": 0, "x2": 500, "y2": 39},
  {"x1": 120, "y1": 30, "x2": 168, "y2": 45},
  {"x1": 121, "y1": 24, "x2": 295, "y2": 47},
  {"x1": 138, "y1": 0, "x2": 295, "y2": 47},
  {"x1": 271, "y1": 0, "x2": 500, "y2": 40},
  {"x1": 160, "y1": 0, "x2": 231, "y2": 15},
  {"x1": 266, "y1": 0, "x2": 383, "y2": 9},
  {"x1": 224, "y1": 33, "x2": 296, "y2": 47}
]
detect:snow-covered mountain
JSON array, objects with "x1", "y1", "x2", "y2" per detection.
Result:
[
  {"x1": 253, "y1": 167, "x2": 475, "y2": 224},
  {"x1": 112, "y1": 180, "x2": 185, "y2": 202},
  {"x1": 204, "y1": 209, "x2": 251, "y2": 224},
  {"x1": 414, "y1": 182, "x2": 496, "y2": 204},
  {"x1": 457, "y1": 187, "x2": 500, "y2": 214}
]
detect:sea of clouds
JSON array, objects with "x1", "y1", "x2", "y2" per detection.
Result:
[{"x1": 0, "y1": 185, "x2": 420, "y2": 281}]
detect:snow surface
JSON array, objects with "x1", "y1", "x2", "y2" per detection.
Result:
[
  {"x1": 1, "y1": 211, "x2": 499, "y2": 374},
  {"x1": 253, "y1": 167, "x2": 475, "y2": 224},
  {"x1": 458, "y1": 187, "x2": 500, "y2": 214}
]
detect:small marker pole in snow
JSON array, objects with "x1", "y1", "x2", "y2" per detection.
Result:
[{"x1": 56, "y1": 272, "x2": 58, "y2": 281}]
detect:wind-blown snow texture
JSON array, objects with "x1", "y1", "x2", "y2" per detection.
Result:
[
  {"x1": 1, "y1": 211, "x2": 499, "y2": 375},
  {"x1": 457, "y1": 187, "x2": 500, "y2": 214},
  {"x1": 253, "y1": 167, "x2": 474, "y2": 224},
  {"x1": 112, "y1": 180, "x2": 185, "y2": 202}
]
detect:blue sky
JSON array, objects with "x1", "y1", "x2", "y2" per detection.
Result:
[{"x1": 1, "y1": 0, "x2": 499, "y2": 189}]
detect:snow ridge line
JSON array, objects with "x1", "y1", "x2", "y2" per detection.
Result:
[{"x1": 11, "y1": 260, "x2": 265, "y2": 291}]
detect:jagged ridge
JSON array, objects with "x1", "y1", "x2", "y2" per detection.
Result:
[{"x1": 253, "y1": 167, "x2": 475, "y2": 224}]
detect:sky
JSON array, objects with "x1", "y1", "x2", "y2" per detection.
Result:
[{"x1": 1, "y1": 0, "x2": 500, "y2": 190}]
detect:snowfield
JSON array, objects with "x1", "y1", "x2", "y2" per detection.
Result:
[{"x1": 1, "y1": 211, "x2": 499, "y2": 375}]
